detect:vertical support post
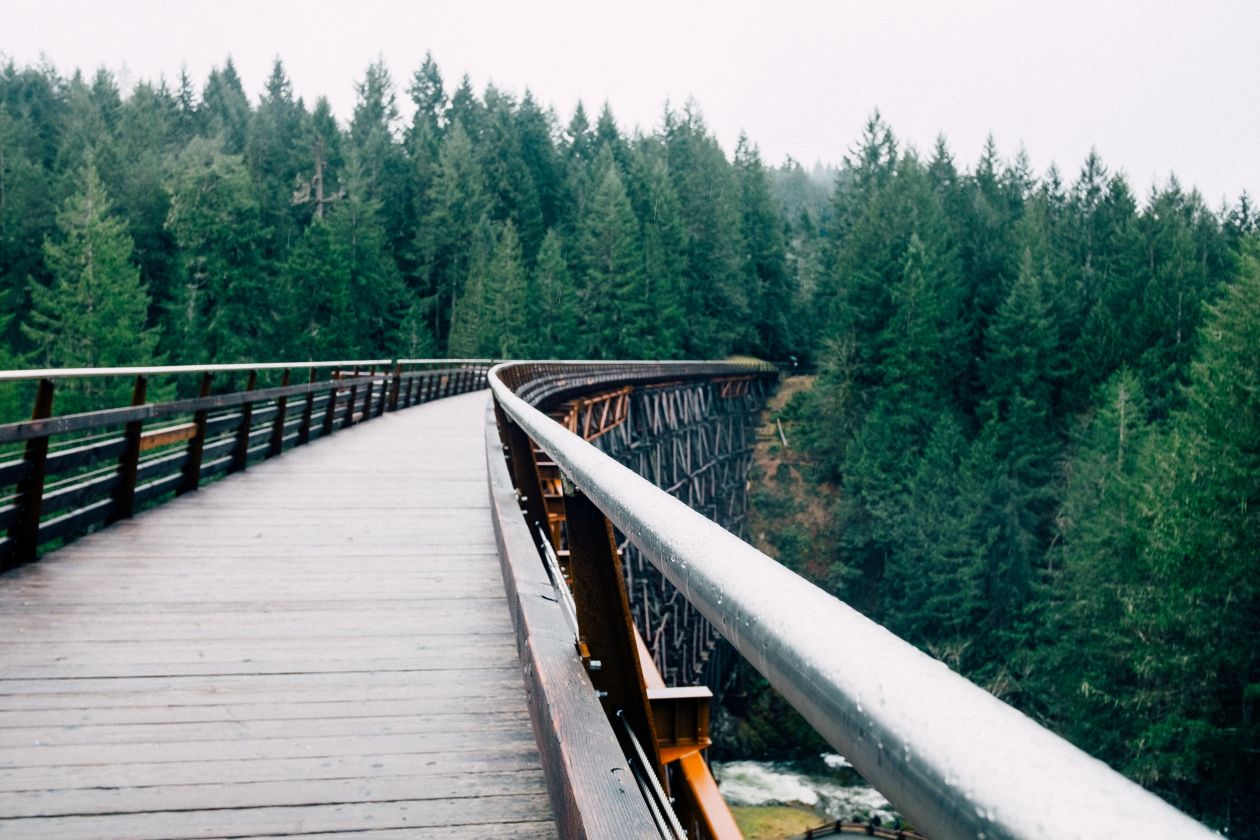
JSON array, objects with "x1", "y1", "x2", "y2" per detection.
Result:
[
  {"x1": 343, "y1": 366, "x2": 359, "y2": 429},
  {"x1": 360, "y1": 368, "x2": 375, "y2": 422},
  {"x1": 109, "y1": 375, "x2": 147, "y2": 523},
  {"x1": 298, "y1": 368, "x2": 317, "y2": 446},
  {"x1": 323, "y1": 372, "x2": 340, "y2": 437},
  {"x1": 388, "y1": 362, "x2": 403, "y2": 412},
  {"x1": 178, "y1": 372, "x2": 213, "y2": 496},
  {"x1": 268, "y1": 368, "x2": 290, "y2": 458},
  {"x1": 402, "y1": 374, "x2": 415, "y2": 408},
  {"x1": 564, "y1": 487, "x2": 666, "y2": 787},
  {"x1": 375, "y1": 367, "x2": 389, "y2": 416},
  {"x1": 5, "y1": 378, "x2": 55, "y2": 568},
  {"x1": 228, "y1": 369, "x2": 257, "y2": 474}
]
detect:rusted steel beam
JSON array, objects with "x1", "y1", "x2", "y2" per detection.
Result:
[{"x1": 564, "y1": 488, "x2": 666, "y2": 787}]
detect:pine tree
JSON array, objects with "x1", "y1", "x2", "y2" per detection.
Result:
[
  {"x1": 635, "y1": 151, "x2": 688, "y2": 358},
  {"x1": 245, "y1": 60, "x2": 309, "y2": 264},
  {"x1": 1033, "y1": 368, "x2": 1152, "y2": 765},
  {"x1": 480, "y1": 86, "x2": 544, "y2": 259},
  {"x1": 201, "y1": 59, "x2": 250, "y2": 153},
  {"x1": 349, "y1": 59, "x2": 410, "y2": 256},
  {"x1": 483, "y1": 220, "x2": 532, "y2": 357},
  {"x1": 163, "y1": 136, "x2": 267, "y2": 362},
  {"x1": 447, "y1": 217, "x2": 495, "y2": 356},
  {"x1": 419, "y1": 120, "x2": 488, "y2": 349},
  {"x1": 23, "y1": 161, "x2": 159, "y2": 409},
  {"x1": 663, "y1": 104, "x2": 747, "y2": 355},
  {"x1": 1123, "y1": 244, "x2": 1260, "y2": 825},
  {"x1": 734, "y1": 135, "x2": 794, "y2": 358},
  {"x1": 324, "y1": 156, "x2": 408, "y2": 355},
  {"x1": 532, "y1": 229, "x2": 579, "y2": 357},
  {"x1": 0, "y1": 97, "x2": 58, "y2": 351},
  {"x1": 576, "y1": 150, "x2": 646, "y2": 358},
  {"x1": 280, "y1": 217, "x2": 348, "y2": 359}
]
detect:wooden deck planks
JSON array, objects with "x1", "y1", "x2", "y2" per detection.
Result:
[{"x1": 0, "y1": 392, "x2": 557, "y2": 838}]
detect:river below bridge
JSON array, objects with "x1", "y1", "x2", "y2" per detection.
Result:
[{"x1": 714, "y1": 753, "x2": 901, "y2": 828}]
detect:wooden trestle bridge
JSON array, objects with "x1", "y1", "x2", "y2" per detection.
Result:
[{"x1": 0, "y1": 360, "x2": 1216, "y2": 839}]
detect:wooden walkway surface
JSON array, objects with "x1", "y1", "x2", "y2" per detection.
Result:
[{"x1": 0, "y1": 392, "x2": 557, "y2": 839}]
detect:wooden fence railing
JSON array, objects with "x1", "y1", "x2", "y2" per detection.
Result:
[{"x1": 0, "y1": 359, "x2": 493, "y2": 570}]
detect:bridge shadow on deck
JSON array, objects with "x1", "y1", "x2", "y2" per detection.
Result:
[{"x1": 0, "y1": 391, "x2": 557, "y2": 839}]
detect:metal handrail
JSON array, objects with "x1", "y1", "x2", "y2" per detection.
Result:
[
  {"x1": 0, "y1": 358, "x2": 494, "y2": 382},
  {"x1": 488, "y1": 361, "x2": 1216, "y2": 840}
]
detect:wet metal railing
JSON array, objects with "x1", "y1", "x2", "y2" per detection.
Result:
[{"x1": 488, "y1": 361, "x2": 1216, "y2": 840}]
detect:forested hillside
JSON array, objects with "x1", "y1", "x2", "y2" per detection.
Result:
[
  {"x1": 760, "y1": 118, "x2": 1258, "y2": 834},
  {"x1": 1, "y1": 56, "x2": 1255, "y2": 834}
]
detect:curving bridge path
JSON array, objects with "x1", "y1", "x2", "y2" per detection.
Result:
[{"x1": 0, "y1": 391, "x2": 557, "y2": 838}]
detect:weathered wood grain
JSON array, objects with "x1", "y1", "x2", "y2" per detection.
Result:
[{"x1": 0, "y1": 392, "x2": 557, "y2": 837}]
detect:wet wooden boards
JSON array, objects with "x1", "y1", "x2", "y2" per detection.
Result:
[{"x1": 0, "y1": 392, "x2": 557, "y2": 838}]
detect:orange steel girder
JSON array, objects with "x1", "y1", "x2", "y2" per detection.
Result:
[{"x1": 519, "y1": 391, "x2": 742, "y2": 840}]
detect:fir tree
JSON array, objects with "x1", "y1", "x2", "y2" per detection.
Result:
[
  {"x1": 163, "y1": 136, "x2": 267, "y2": 362},
  {"x1": 23, "y1": 161, "x2": 159, "y2": 409},
  {"x1": 576, "y1": 150, "x2": 646, "y2": 358},
  {"x1": 532, "y1": 229, "x2": 579, "y2": 357}
]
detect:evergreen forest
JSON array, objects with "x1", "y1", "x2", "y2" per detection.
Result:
[{"x1": 0, "y1": 56, "x2": 1256, "y2": 835}]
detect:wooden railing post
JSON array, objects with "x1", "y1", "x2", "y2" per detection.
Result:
[
  {"x1": 343, "y1": 367, "x2": 359, "y2": 429},
  {"x1": 322, "y1": 372, "x2": 340, "y2": 437},
  {"x1": 402, "y1": 372, "x2": 415, "y2": 408},
  {"x1": 109, "y1": 374, "x2": 147, "y2": 522},
  {"x1": 298, "y1": 368, "x2": 317, "y2": 446},
  {"x1": 228, "y1": 369, "x2": 257, "y2": 474},
  {"x1": 5, "y1": 378, "x2": 55, "y2": 568},
  {"x1": 360, "y1": 368, "x2": 375, "y2": 422},
  {"x1": 388, "y1": 362, "x2": 403, "y2": 412},
  {"x1": 178, "y1": 372, "x2": 214, "y2": 496},
  {"x1": 268, "y1": 368, "x2": 290, "y2": 458}
]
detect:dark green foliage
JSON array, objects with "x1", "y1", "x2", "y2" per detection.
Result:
[
  {"x1": 735, "y1": 137, "x2": 795, "y2": 358},
  {"x1": 531, "y1": 229, "x2": 580, "y2": 357},
  {"x1": 779, "y1": 114, "x2": 1253, "y2": 831},
  {"x1": 163, "y1": 136, "x2": 267, "y2": 362},
  {"x1": 575, "y1": 150, "x2": 647, "y2": 358},
  {"x1": 23, "y1": 161, "x2": 159, "y2": 410},
  {"x1": 245, "y1": 61, "x2": 310, "y2": 265}
]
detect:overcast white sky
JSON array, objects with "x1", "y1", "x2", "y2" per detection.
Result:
[{"x1": 3, "y1": 0, "x2": 1256, "y2": 207}]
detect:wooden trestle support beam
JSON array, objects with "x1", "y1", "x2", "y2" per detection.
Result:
[
  {"x1": 590, "y1": 376, "x2": 765, "y2": 693},
  {"x1": 505, "y1": 373, "x2": 768, "y2": 839}
]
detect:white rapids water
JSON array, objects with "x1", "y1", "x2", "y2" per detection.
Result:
[{"x1": 714, "y1": 754, "x2": 899, "y2": 822}]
